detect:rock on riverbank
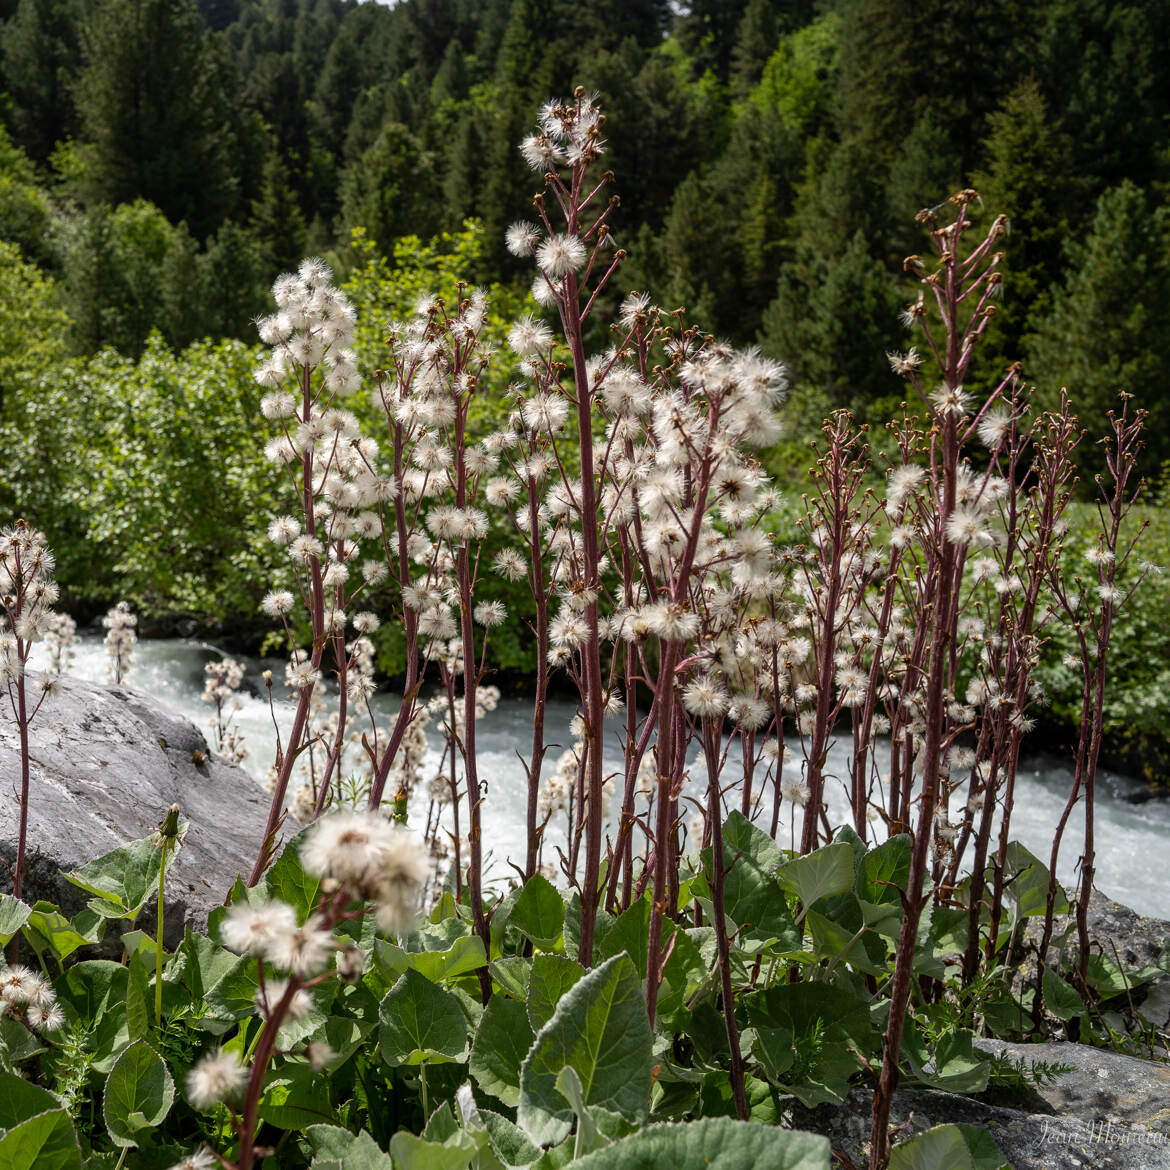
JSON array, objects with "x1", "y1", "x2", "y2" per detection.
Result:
[
  {"x1": 791, "y1": 895, "x2": 1170, "y2": 1168},
  {"x1": 0, "y1": 675, "x2": 283, "y2": 940},
  {"x1": 790, "y1": 1037, "x2": 1170, "y2": 1169}
]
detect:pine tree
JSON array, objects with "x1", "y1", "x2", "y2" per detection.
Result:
[
  {"x1": 75, "y1": 0, "x2": 238, "y2": 236},
  {"x1": 250, "y1": 149, "x2": 308, "y2": 278},
  {"x1": 0, "y1": 0, "x2": 83, "y2": 162},
  {"x1": 478, "y1": 0, "x2": 557, "y2": 269},
  {"x1": 1034, "y1": 0, "x2": 1170, "y2": 194},
  {"x1": 968, "y1": 78, "x2": 1075, "y2": 388},
  {"x1": 763, "y1": 227, "x2": 900, "y2": 411},
  {"x1": 1027, "y1": 183, "x2": 1170, "y2": 478},
  {"x1": 729, "y1": 0, "x2": 778, "y2": 99},
  {"x1": 194, "y1": 220, "x2": 268, "y2": 340},
  {"x1": 675, "y1": 0, "x2": 753, "y2": 79},
  {"x1": 337, "y1": 122, "x2": 439, "y2": 257}
]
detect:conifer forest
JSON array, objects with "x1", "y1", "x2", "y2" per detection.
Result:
[{"x1": 1, "y1": 2, "x2": 1170, "y2": 1169}]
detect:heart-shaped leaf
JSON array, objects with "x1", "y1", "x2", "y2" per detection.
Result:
[
  {"x1": 380, "y1": 968, "x2": 469, "y2": 1066},
  {"x1": 103, "y1": 1040, "x2": 174, "y2": 1148}
]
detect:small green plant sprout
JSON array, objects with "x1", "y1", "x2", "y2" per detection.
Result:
[
  {"x1": 154, "y1": 802, "x2": 185, "y2": 1025},
  {"x1": 102, "y1": 599, "x2": 137, "y2": 684}
]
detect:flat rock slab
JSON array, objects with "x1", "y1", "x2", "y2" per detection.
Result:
[
  {"x1": 1021, "y1": 890, "x2": 1170, "y2": 1032},
  {"x1": 0, "y1": 675, "x2": 286, "y2": 940},
  {"x1": 1025, "y1": 889, "x2": 1170, "y2": 972},
  {"x1": 790, "y1": 1039, "x2": 1170, "y2": 1169}
]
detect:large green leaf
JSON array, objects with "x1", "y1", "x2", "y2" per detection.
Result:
[
  {"x1": 0, "y1": 1109, "x2": 81, "y2": 1170},
  {"x1": 489, "y1": 957, "x2": 531, "y2": 1000},
  {"x1": 517, "y1": 953, "x2": 652, "y2": 1146},
  {"x1": 776, "y1": 843, "x2": 856, "y2": 917},
  {"x1": 263, "y1": 828, "x2": 323, "y2": 923},
  {"x1": 697, "y1": 1072, "x2": 782, "y2": 1125},
  {"x1": 656, "y1": 927, "x2": 706, "y2": 1021},
  {"x1": 1083, "y1": 952, "x2": 1163, "y2": 996},
  {"x1": 598, "y1": 900, "x2": 651, "y2": 980},
  {"x1": 103, "y1": 1040, "x2": 174, "y2": 1148},
  {"x1": 470, "y1": 995, "x2": 533, "y2": 1107},
  {"x1": 23, "y1": 904, "x2": 103, "y2": 965},
  {"x1": 480, "y1": 1109, "x2": 540, "y2": 1168},
  {"x1": 526, "y1": 955, "x2": 584, "y2": 1032},
  {"x1": 124, "y1": 950, "x2": 151, "y2": 1043},
  {"x1": 1000, "y1": 842, "x2": 1068, "y2": 922},
  {"x1": 888, "y1": 1124, "x2": 1008, "y2": 1170},
  {"x1": 705, "y1": 813, "x2": 800, "y2": 952},
  {"x1": 177, "y1": 929, "x2": 242, "y2": 1003},
  {"x1": 553, "y1": 1067, "x2": 609, "y2": 1157},
  {"x1": 203, "y1": 954, "x2": 261, "y2": 1021},
  {"x1": 562, "y1": 893, "x2": 614, "y2": 962},
  {"x1": 379, "y1": 969, "x2": 470, "y2": 1066},
  {"x1": 489, "y1": 887, "x2": 522, "y2": 957},
  {"x1": 804, "y1": 893, "x2": 887, "y2": 974},
  {"x1": 52, "y1": 961, "x2": 130, "y2": 1070},
  {"x1": 257, "y1": 1062, "x2": 337, "y2": 1130},
  {"x1": 306, "y1": 1126, "x2": 394, "y2": 1169},
  {"x1": 902, "y1": 1026, "x2": 990, "y2": 1094},
  {"x1": 743, "y1": 981, "x2": 873, "y2": 1107},
  {"x1": 566, "y1": 1117, "x2": 830, "y2": 1169},
  {"x1": 66, "y1": 834, "x2": 165, "y2": 920},
  {"x1": 0, "y1": 895, "x2": 31, "y2": 945},
  {"x1": 858, "y1": 835, "x2": 911, "y2": 905},
  {"x1": 0, "y1": 1073, "x2": 59, "y2": 1130},
  {"x1": 389, "y1": 1129, "x2": 478, "y2": 1170},
  {"x1": 509, "y1": 875, "x2": 565, "y2": 951},
  {"x1": 0, "y1": 1014, "x2": 45, "y2": 1064},
  {"x1": 375, "y1": 935, "x2": 487, "y2": 985},
  {"x1": 1041, "y1": 967, "x2": 1085, "y2": 1022},
  {"x1": 724, "y1": 810, "x2": 785, "y2": 871}
]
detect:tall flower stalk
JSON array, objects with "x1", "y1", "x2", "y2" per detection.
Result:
[
  {"x1": 233, "y1": 98, "x2": 1147, "y2": 1169},
  {"x1": 0, "y1": 522, "x2": 61, "y2": 903},
  {"x1": 249, "y1": 259, "x2": 387, "y2": 882},
  {"x1": 1035, "y1": 398, "x2": 1149, "y2": 1004},
  {"x1": 869, "y1": 193, "x2": 1030, "y2": 1167}
]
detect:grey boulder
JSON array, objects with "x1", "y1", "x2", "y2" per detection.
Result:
[
  {"x1": 790, "y1": 1039, "x2": 1170, "y2": 1169},
  {"x1": 0, "y1": 674, "x2": 288, "y2": 942}
]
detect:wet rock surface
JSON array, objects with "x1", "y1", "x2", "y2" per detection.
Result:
[
  {"x1": 792, "y1": 1038, "x2": 1170, "y2": 1169},
  {"x1": 790, "y1": 901, "x2": 1170, "y2": 1168},
  {"x1": 0, "y1": 675, "x2": 285, "y2": 940}
]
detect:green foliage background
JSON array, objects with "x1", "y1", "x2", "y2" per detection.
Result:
[{"x1": 1, "y1": 0, "x2": 1169, "y2": 769}]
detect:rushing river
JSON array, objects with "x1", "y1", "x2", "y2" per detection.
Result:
[{"x1": 36, "y1": 635, "x2": 1170, "y2": 918}]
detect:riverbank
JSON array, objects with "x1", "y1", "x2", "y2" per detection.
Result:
[{"x1": 37, "y1": 633, "x2": 1170, "y2": 919}]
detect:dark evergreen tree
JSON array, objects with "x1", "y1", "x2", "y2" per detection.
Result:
[
  {"x1": 477, "y1": 0, "x2": 559, "y2": 269},
  {"x1": 337, "y1": 122, "x2": 439, "y2": 255},
  {"x1": 729, "y1": 0, "x2": 778, "y2": 99},
  {"x1": 675, "y1": 0, "x2": 753, "y2": 79},
  {"x1": 0, "y1": 0, "x2": 83, "y2": 162},
  {"x1": 250, "y1": 149, "x2": 308, "y2": 278},
  {"x1": 76, "y1": 0, "x2": 238, "y2": 236},
  {"x1": 967, "y1": 78, "x2": 1075, "y2": 386},
  {"x1": 1033, "y1": 0, "x2": 1170, "y2": 196},
  {"x1": 194, "y1": 220, "x2": 269, "y2": 340},
  {"x1": 883, "y1": 107, "x2": 964, "y2": 258},
  {"x1": 1027, "y1": 183, "x2": 1170, "y2": 477}
]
